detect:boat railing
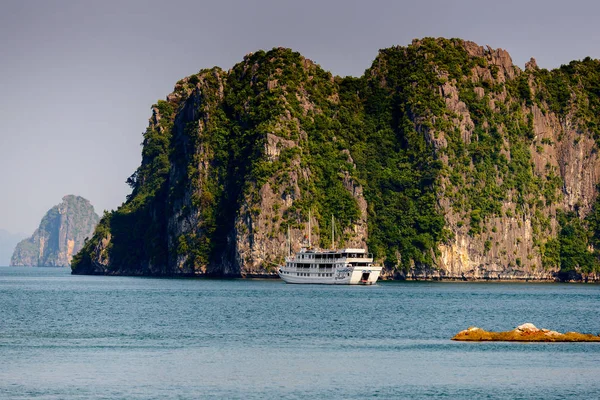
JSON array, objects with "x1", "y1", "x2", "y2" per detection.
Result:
[
  {"x1": 286, "y1": 269, "x2": 337, "y2": 274},
  {"x1": 281, "y1": 263, "x2": 340, "y2": 270},
  {"x1": 285, "y1": 255, "x2": 374, "y2": 262},
  {"x1": 285, "y1": 257, "x2": 343, "y2": 263}
]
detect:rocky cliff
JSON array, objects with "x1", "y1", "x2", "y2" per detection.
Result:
[
  {"x1": 11, "y1": 195, "x2": 100, "y2": 267},
  {"x1": 72, "y1": 38, "x2": 600, "y2": 281}
]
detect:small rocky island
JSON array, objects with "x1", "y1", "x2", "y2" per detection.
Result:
[
  {"x1": 452, "y1": 323, "x2": 600, "y2": 342},
  {"x1": 11, "y1": 195, "x2": 99, "y2": 267}
]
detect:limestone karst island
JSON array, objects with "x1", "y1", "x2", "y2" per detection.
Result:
[
  {"x1": 11, "y1": 195, "x2": 99, "y2": 267},
  {"x1": 71, "y1": 38, "x2": 600, "y2": 282}
]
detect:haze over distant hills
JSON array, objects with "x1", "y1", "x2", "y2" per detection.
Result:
[
  {"x1": 0, "y1": 229, "x2": 26, "y2": 266},
  {"x1": 11, "y1": 195, "x2": 99, "y2": 267}
]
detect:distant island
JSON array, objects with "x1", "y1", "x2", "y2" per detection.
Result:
[
  {"x1": 72, "y1": 38, "x2": 600, "y2": 281},
  {"x1": 11, "y1": 195, "x2": 99, "y2": 267}
]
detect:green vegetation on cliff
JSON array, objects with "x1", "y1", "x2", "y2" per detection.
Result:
[{"x1": 72, "y1": 39, "x2": 600, "y2": 279}]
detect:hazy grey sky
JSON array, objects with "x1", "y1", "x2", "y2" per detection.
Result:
[{"x1": 1, "y1": 0, "x2": 599, "y2": 234}]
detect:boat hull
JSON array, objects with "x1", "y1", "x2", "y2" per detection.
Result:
[{"x1": 278, "y1": 266, "x2": 382, "y2": 285}]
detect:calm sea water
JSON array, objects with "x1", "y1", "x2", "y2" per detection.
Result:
[{"x1": 1, "y1": 267, "x2": 600, "y2": 399}]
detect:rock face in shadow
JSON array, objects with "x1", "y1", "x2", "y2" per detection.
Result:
[
  {"x1": 452, "y1": 323, "x2": 600, "y2": 342},
  {"x1": 10, "y1": 195, "x2": 99, "y2": 267}
]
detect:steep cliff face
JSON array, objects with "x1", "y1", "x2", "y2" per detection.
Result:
[
  {"x1": 73, "y1": 51, "x2": 366, "y2": 276},
  {"x1": 387, "y1": 40, "x2": 600, "y2": 281},
  {"x1": 72, "y1": 39, "x2": 600, "y2": 280},
  {"x1": 11, "y1": 195, "x2": 100, "y2": 267}
]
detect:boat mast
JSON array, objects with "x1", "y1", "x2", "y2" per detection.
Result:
[
  {"x1": 287, "y1": 225, "x2": 291, "y2": 256},
  {"x1": 331, "y1": 214, "x2": 335, "y2": 250},
  {"x1": 308, "y1": 209, "x2": 312, "y2": 248}
]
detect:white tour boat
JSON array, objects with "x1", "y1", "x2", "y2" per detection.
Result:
[
  {"x1": 278, "y1": 214, "x2": 382, "y2": 285},
  {"x1": 277, "y1": 247, "x2": 382, "y2": 285}
]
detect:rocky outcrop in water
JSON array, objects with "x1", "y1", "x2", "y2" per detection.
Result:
[
  {"x1": 11, "y1": 195, "x2": 99, "y2": 267},
  {"x1": 72, "y1": 38, "x2": 600, "y2": 280},
  {"x1": 452, "y1": 323, "x2": 600, "y2": 342}
]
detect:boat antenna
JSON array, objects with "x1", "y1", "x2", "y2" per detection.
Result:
[{"x1": 331, "y1": 214, "x2": 335, "y2": 250}]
